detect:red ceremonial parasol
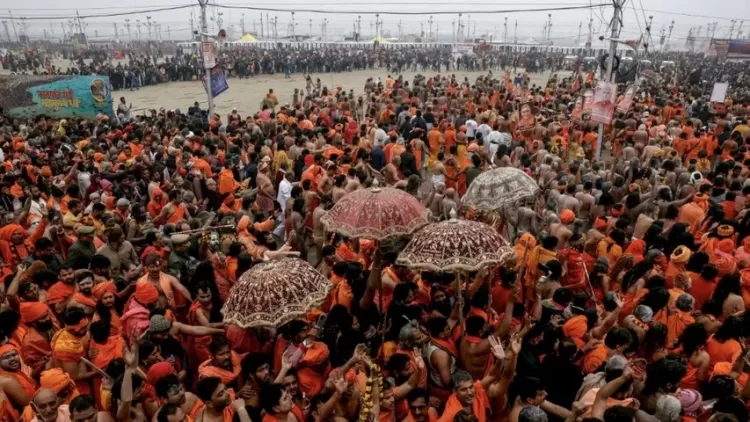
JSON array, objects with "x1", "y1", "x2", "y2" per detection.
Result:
[
  {"x1": 221, "y1": 258, "x2": 331, "y2": 328},
  {"x1": 321, "y1": 180, "x2": 429, "y2": 241}
]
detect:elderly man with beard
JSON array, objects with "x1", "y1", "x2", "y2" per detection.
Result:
[
  {"x1": 29, "y1": 388, "x2": 70, "y2": 422},
  {"x1": 147, "y1": 314, "x2": 223, "y2": 379}
]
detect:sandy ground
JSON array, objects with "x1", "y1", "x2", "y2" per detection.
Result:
[{"x1": 119, "y1": 69, "x2": 551, "y2": 116}]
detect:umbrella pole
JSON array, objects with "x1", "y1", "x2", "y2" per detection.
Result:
[{"x1": 457, "y1": 272, "x2": 465, "y2": 339}]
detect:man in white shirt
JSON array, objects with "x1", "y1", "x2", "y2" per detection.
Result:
[
  {"x1": 465, "y1": 117, "x2": 478, "y2": 140},
  {"x1": 476, "y1": 118, "x2": 492, "y2": 141},
  {"x1": 275, "y1": 169, "x2": 295, "y2": 239}
]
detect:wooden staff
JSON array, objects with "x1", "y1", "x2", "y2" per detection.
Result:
[
  {"x1": 81, "y1": 357, "x2": 113, "y2": 380},
  {"x1": 170, "y1": 225, "x2": 235, "y2": 236},
  {"x1": 581, "y1": 262, "x2": 599, "y2": 306}
]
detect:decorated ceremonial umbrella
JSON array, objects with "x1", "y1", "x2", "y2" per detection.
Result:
[
  {"x1": 397, "y1": 210, "x2": 515, "y2": 335},
  {"x1": 397, "y1": 210, "x2": 514, "y2": 272},
  {"x1": 221, "y1": 258, "x2": 331, "y2": 328},
  {"x1": 461, "y1": 167, "x2": 540, "y2": 212},
  {"x1": 321, "y1": 180, "x2": 429, "y2": 241}
]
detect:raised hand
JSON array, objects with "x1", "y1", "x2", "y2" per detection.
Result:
[
  {"x1": 412, "y1": 348, "x2": 425, "y2": 370},
  {"x1": 488, "y1": 335, "x2": 506, "y2": 360}
]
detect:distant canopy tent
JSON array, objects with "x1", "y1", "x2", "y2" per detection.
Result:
[
  {"x1": 238, "y1": 34, "x2": 257, "y2": 42},
  {"x1": 372, "y1": 36, "x2": 389, "y2": 44}
]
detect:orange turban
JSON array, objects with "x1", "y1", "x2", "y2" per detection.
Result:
[
  {"x1": 19, "y1": 302, "x2": 50, "y2": 324},
  {"x1": 135, "y1": 283, "x2": 159, "y2": 306},
  {"x1": 40, "y1": 166, "x2": 52, "y2": 177},
  {"x1": 94, "y1": 153, "x2": 105, "y2": 162},
  {"x1": 562, "y1": 315, "x2": 588, "y2": 339},
  {"x1": 105, "y1": 197, "x2": 117, "y2": 211},
  {"x1": 0, "y1": 344, "x2": 16, "y2": 358},
  {"x1": 560, "y1": 209, "x2": 576, "y2": 225},
  {"x1": 146, "y1": 361, "x2": 175, "y2": 385},
  {"x1": 40, "y1": 368, "x2": 76, "y2": 394},
  {"x1": 713, "y1": 362, "x2": 733, "y2": 376},
  {"x1": 92, "y1": 281, "x2": 117, "y2": 301},
  {"x1": 594, "y1": 217, "x2": 608, "y2": 231}
]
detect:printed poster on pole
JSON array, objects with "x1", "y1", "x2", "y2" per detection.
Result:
[{"x1": 590, "y1": 81, "x2": 617, "y2": 125}]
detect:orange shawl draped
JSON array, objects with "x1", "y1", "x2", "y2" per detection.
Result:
[
  {"x1": 297, "y1": 342, "x2": 331, "y2": 397},
  {"x1": 198, "y1": 351, "x2": 243, "y2": 385}
]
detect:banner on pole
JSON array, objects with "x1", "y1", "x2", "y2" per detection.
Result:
[
  {"x1": 202, "y1": 67, "x2": 229, "y2": 98},
  {"x1": 590, "y1": 81, "x2": 616, "y2": 125},
  {"x1": 202, "y1": 41, "x2": 216, "y2": 69},
  {"x1": 616, "y1": 84, "x2": 636, "y2": 113},
  {"x1": 710, "y1": 82, "x2": 729, "y2": 103}
]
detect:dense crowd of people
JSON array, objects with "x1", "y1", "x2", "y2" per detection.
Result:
[{"x1": 2, "y1": 43, "x2": 750, "y2": 422}]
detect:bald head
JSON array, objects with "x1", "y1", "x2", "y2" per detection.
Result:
[{"x1": 33, "y1": 388, "x2": 60, "y2": 422}]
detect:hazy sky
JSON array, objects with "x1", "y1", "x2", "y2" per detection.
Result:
[{"x1": 2, "y1": 0, "x2": 748, "y2": 47}]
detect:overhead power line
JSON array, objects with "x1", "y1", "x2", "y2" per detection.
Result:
[
  {"x1": 215, "y1": 3, "x2": 609, "y2": 15},
  {"x1": 0, "y1": 5, "x2": 192, "y2": 20}
]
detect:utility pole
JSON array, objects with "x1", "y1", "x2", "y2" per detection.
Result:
[
  {"x1": 457, "y1": 13, "x2": 462, "y2": 43},
  {"x1": 587, "y1": 18, "x2": 593, "y2": 47},
  {"x1": 376, "y1": 13, "x2": 380, "y2": 39},
  {"x1": 547, "y1": 13, "x2": 552, "y2": 44},
  {"x1": 3, "y1": 21, "x2": 11, "y2": 44},
  {"x1": 291, "y1": 12, "x2": 295, "y2": 40},
  {"x1": 8, "y1": 10, "x2": 19, "y2": 42},
  {"x1": 113, "y1": 23, "x2": 118, "y2": 40},
  {"x1": 595, "y1": 0, "x2": 624, "y2": 161},
  {"x1": 309, "y1": 18, "x2": 312, "y2": 36},
  {"x1": 198, "y1": 0, "x2": 214, "y2": 116},
  {"x1": 737, "y1": 21, "x2": 744, "y2": 39},
  {"x1": 147, "y1": 16, "x2": 152, "y2": 39},
  {"x1": 514, "y1": 19, "x2": 518, "y2": 44},
  {"x1": 136, "y1": 20, "x2": 141, "y2": 40},
  {"x1": 452, "y1": 20, "x2": 455, "y2": 43},
  {"x1": 260, "y1": 14, "x2": 263, "y2": 38},
  {"x1": 504, "y1": 17, "x2": 508, "y2": 43},
  {"x1": 466, "y1": 15, "x2": 470, "y2": 41},
  {"x1": 659, "y1": 26, "x2": 665, "y2": 47},
  {"x1": 241, "y1": 14, "x2": 245, "y2": 35},
  {"x1": 49, "y1": 22, "x2": 54, "y2": 37},
  {"x1": 728, "y1": 20, "x2": 736, "y2": 38},
  {"x1": 125, "y1": 19, "x2": 131, "y2": 41},
  {"x1": 665, "y1": 20, "x2": 674, "y2": 50},
  {"x1": 273, "y1": 16, "x2": 278, "y2": 39},
  {"x1": 167, "y1": 26, "x2": 171, "y2": 40},
  {"x1": 398, "y1": 20, "x2": 402, "y2": 40},
  {"x1": 60, "y1": 22, "x2": 66, "y2": 42},
  {"x1": 357, "y1": 16, "x2": 361, "y2": 40},
  {"x1": 577, "y1": 21, "x2": 582, "y2": 45},
  {"x1": 20, "y1": 17, "x2": 29, "y2": 46},
  {"x1": 429, "y1": 16, "x2": 433, "y2": 41},
  {"x1": 190, "y1": 10, "x2": 195, "y2": 39}
]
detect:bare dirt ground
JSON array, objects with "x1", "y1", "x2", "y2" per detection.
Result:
[{"x1": 119, "y1": 69, "x2": 551, "y2": 116}]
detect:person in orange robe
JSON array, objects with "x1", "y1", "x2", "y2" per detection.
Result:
[
  {"x1": 187, "y1": 285, "x2": 217, "y2": 372},
  {"x1": 705, "y1": 316, "x2": 744, "y2": 367},
  {"x1": 91, "y1": 282, "x2": 122, "y2": 336},
  {"x1": 88, "y1": 320, "x2": 123, "y2": 410},
  {"x1": 666, "y1": 246, "x2": 691, "y2": 287},
  {"x1": 19, "y1": 302, "x2": 55, "y2": 374},
  {"x1": 218, "y1": 163, "x2": 240, "y2": 196},
  {"x1": 198, "y1": 336, "x2": 244, "y2": 392},
  {"x1": 562, "y1": 314, "x2": 590, "y2": 349},
  {"x1": 677, "y1": 194, "x2": 708, "y2": 234},
  {"x1": 0, "y1": 221, "x2": 48, "y2": 268},
  {"x1": 0, "y1": 344, "x2": 37, "y2": 398},
  {"x1": 711, "y1": 239, "x2": 737, "y2": 277},
  {"x1": 50, "y1": 308, "x2": 93, "y2": 395},
  {"x1": 147, "y1": 187, "x2": 167, "y2": 220},
  {"x1": 45, "y1": 275, "x2": 76, "y2": 316},
  {"x1": 524, "y1": 236, "x2": 559, "y2": 306},
  {"x1": 436, "y1": 371, "x2": 491, "y2": 422}
]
